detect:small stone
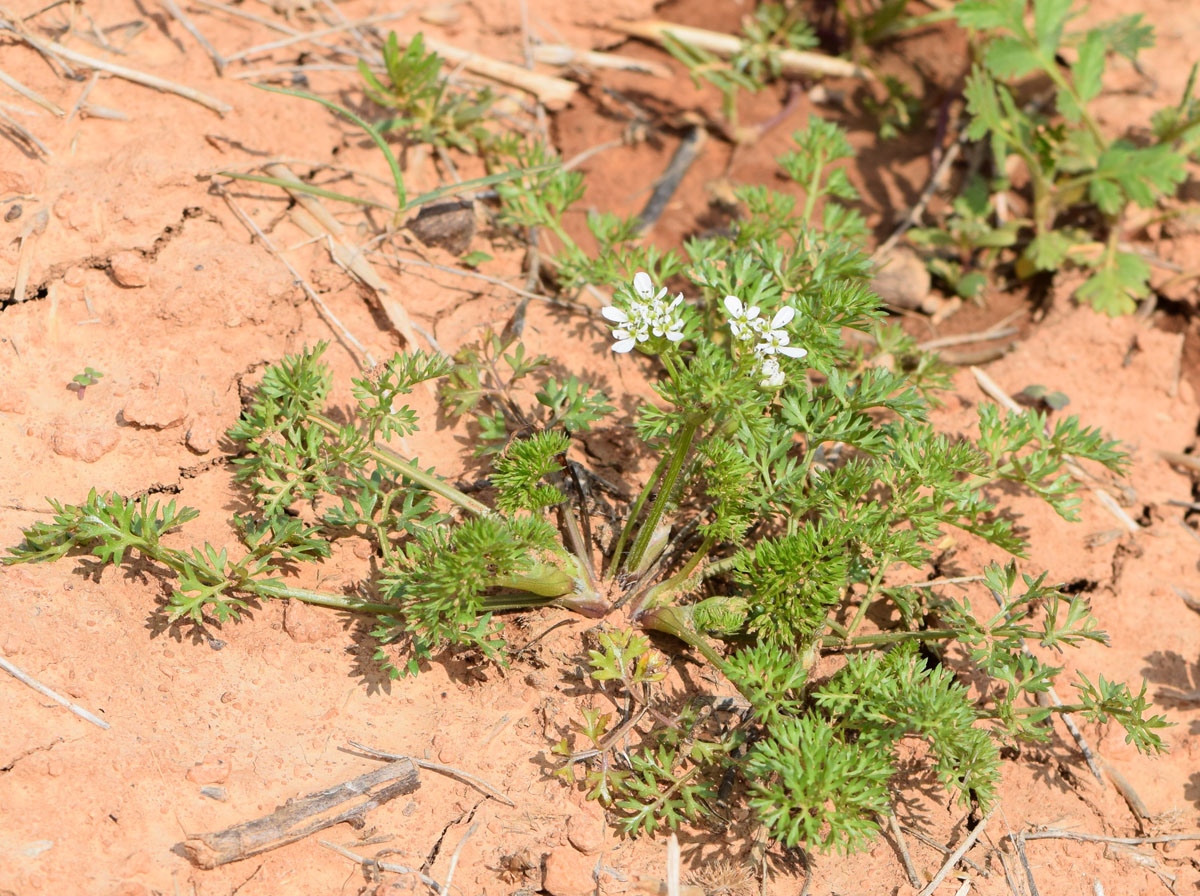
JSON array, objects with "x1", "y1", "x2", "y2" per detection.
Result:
[
  {"x1": 200, "y1": 786, "x2": 228, "y2": 802},
  {"x1": 122, "y1": 850, "x2": 151, "y2": 875},
  {"x1": 565, "y1": 814, "x2": 604, "y2": 855},
  {"x1": 282, "y1": 599, "x2": 341, "y2": 644},
  {"x1": 21, "y1": 840, "x2": 54, "y2": 858},
  {"x1": 122, "y1": 384, "x2": 187, "y2": 430},
  {"x1": 0, "y1": 388, "x2": 29, "y2": 414},
  {"x1": 110, "y1": 251, "x2": 150, "y2": 288},
  {"x1": 46, "y1": 759, "x2": 65, "y2": 777},
  {"x1": 186, "y1": 755, "x2": 231, "y2": 785},
  {"x1": 0, "y1": 169, "x2": 35, "y2": 194},
  {"x1": 49, "y1": 425, "x2": 120, "y2": 462},
  {"x1": 62, "y1": 266, "x2": 87, "y2": 288},
  {"x1": 185, "y1": 416, "x2": 221, "y2": 454},
  {"x1": 542, "y1": 847, "x2": 595, "y2": 896},
  {"x1": 870, "y1": 247, "x2": 934, "y2": 313},
  {"x1": 406, "y1": 200, "x2": 475, "y2": 255}
]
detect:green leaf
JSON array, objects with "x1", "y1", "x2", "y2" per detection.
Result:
[
  {"x1": 1072, "y1": 29, "x2": 1107, "y2": 104},
  {"x1": 1075, "y1": 248, "x2": 1149, "y2": 315},
  {"x1": 955, "y1": 0, "x2": 1024, "y2": 33},
  {"x1": 984, "y1": 37, "x2": 1041, "y2": 80},
  {"x1": 1033, "y1": 0, "x2": 1075, "y2": 54},
  {"x1": 1025, "y1": 230, "x2": 1075, "y2": 270}
]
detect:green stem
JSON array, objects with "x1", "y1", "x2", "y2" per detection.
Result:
[
  {"x1": 632, "y1": 532, "x2": 717, "y2": 615},
  {"x1": 843, "y1": 553, "x2": 892, "y2": 638},
  {"x1": 255, "y1": 581, "x2": 395, "y2": 615},
  {"x1": 801, "y1": 147, "x2": 828, "y2": 228},
  {"x1": 638, "y1": 605, "x2": 730, "y2": 675},
  {"x1": 699, "y1": 553, "x2": 739, "y2": 581},
  {"x1": 1011, "y1": 702, "x2": 1088, "y2": 717},
  {"x1": 610, "y1": 451, "x2": 671, "y2": 572},
  {"x1": 622, "y1": 418, "x2": 703, "y2": 576},
  {"x1": 307, "y1": 414, "x2": 491, "y2": 516},
  {"x1": 825, "y1": 628, "x2": 957, "y2": 649}
]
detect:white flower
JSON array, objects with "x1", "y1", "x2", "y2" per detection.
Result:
[
  {"x1": 754, "y1": 306, "x2": 807, "y2": 359},
  {"x1": 758, "y1": 356, "x2": 784, "y2": 388},
  {"x1": 723, "y1": 294, "x2": 763, "y2": 342},
  {"x1": 602, "y1": 272, "x2": 685, "y2": 354}
]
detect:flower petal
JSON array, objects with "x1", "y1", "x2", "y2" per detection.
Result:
[
  {"x1": 723, "y1": 295, "x2": 744, "y2": 318},
  {"x1": 601, "y1": 305, "x2": 628, "y2": 323},
  {"x1": 633, "y1": 271, "x2": 654, "y2": 299},
  {"x1": 777, "y1": 345, "x2": 808, "y2": 358},
  {"x1": 612, "y1": 338, "x2": 636, "y2": 353},
  {"x1": 771, "y1": 306, "x2": 795, "y2": 329},
  {"x1": 746, "y1": 305, "x2": 761, "y2": 320},
  {"x1": 666, "y1": 330, "x2": 684, "y2": 342}
]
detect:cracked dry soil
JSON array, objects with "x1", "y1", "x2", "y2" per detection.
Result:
[{"x1": 2, "y1": 0, "x2": 1200, "y2": 894}]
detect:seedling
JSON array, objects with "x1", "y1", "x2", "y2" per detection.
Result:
[
  {"x1": 68, "y1": 366, "x2": 103, "y2": 400},
  {"x1": 8, "y1": 120, "x2": 1165, "y2": 855},
  {"x1": 358, "y1": 32, "x2": 497, "y2": 156},
  {"x1": 219, "y1": 35, "x2": 551, "y2": 227},
  {"x1": 947, "y1": 0, "x2": 1191, "y2": 313}
]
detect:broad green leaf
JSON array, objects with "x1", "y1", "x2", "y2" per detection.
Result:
[
  {"x1": 1072, "y1": 29, "x2": 1106, "y2": 104},
  {"x1": 984, "y1": 37, "x2": 1041, "y2": 80},
  {"x1": 1075, "y1": 248, "x2": 1149, "y2": 315},
  {"x1": 1033, "y1": 0, "x2": 1075, "y2": 54},
  {"x1": 1089, "y1": 142, "x2": 1187, "y2": 213},
  {"x1": 955, "y1": 0, "x2": 1024, "y2": 33},
  {"x1": 1025, "y1": 231, "x2": 1074, "y2": 270}
]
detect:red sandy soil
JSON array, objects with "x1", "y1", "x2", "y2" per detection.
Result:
[{"x1": 1, "y1": 1, "x2": 1199, "y2": 894}]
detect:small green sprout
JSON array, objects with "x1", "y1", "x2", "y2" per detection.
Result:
[{"x1": 69, "y1": 366, "x2": 103, "y2": 399}]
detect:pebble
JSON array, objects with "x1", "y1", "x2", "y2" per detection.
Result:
[
  {"x1": 62, "y1": 266, "x2": 87, "y2": 288},
  {"x1": 870, "y1": 247, "x2": 935, "y2": 313},
  {"x1": 49, "y1": 424, "x2": 120, "y2": 462},
  {"x1": 122, "y1": 385, "x2": 187, "y2": 430},
  {"x1": 186, "y1": 755, "x2": 231, "y2": 785},
  {"x1": 542, "y1": 847, "x2": 595, "y2": 896},
  {"x1": 185, "y1": 416, "x2": 221, "y2": 454},
  {"x1": 200, "y1": 786, "x2": 228, "y2": 802},
  {"x1": 110, "y1": 251, "x2": 150, "y2": 288},
  {"x1": 565, "y1": 814, "x2": 604, "y2": 856}
]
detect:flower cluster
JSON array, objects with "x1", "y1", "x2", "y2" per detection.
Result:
[
  {"x1": 723, "y1": 295, "x2": 807, "y2": 387},
  {"x1": 601, "y1": 272, "x2": 685, "y2": 354},
  {"x1": 601, "y1": 272, "x2": 808, "y2": 388}
]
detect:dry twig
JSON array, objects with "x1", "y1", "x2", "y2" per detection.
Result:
[
  {"x1": 918, "y1": 807, "x2": 994, "y2": 896},
  {"x1": 0, "y1": 652, "x2": 110, "y2": 729},
  {"x1": 181, "y1": 759, "x2": 419, "y2": 868},
  {"x1": 347, "y1": 742, "x2": 514, "y2": 806}
]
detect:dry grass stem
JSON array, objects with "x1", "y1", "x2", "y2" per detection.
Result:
[
  {"x1": 917, "y1": 806, "x2": 994, "y2": 896},
  {"x1": 320, "y1": 840, "x2": 444, "y2": 893},
  {"x1": 0, "y1": 65, "x2": 63, "y2": 114},
  {"x1": 161, "y1": 0, "x2": 227, "y2": 73},
  {"x1": 7, "y1": 30, "x2": 233, "y2": 114},
  {"x1": 0, "y1": 652, "x2": 110, "y2": 729},
  {"x1": 347, "y1": 742, "x2": 515, "y2": 806},
  {"x1": 616, "y1": 19, "x2": 874, "y2": 80},
  {"x1": 888, "y1": 811, "x2": 926, "y2": 888},
  {"x1": 0, "y1": 105, "x2": 50, "y2": 157},
  {"x1": 1022, "y1": 829, "x2": 1200, "y2": 846},
  {"x1": 534, "y1": 44, "x2": 672, "y2": 77},
  {"x1": 219, "y1": 188, "x2": 376, "y2": 367},
  {"x1": 223, "y1": 10, "x2": 411, "y2": 63}
]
